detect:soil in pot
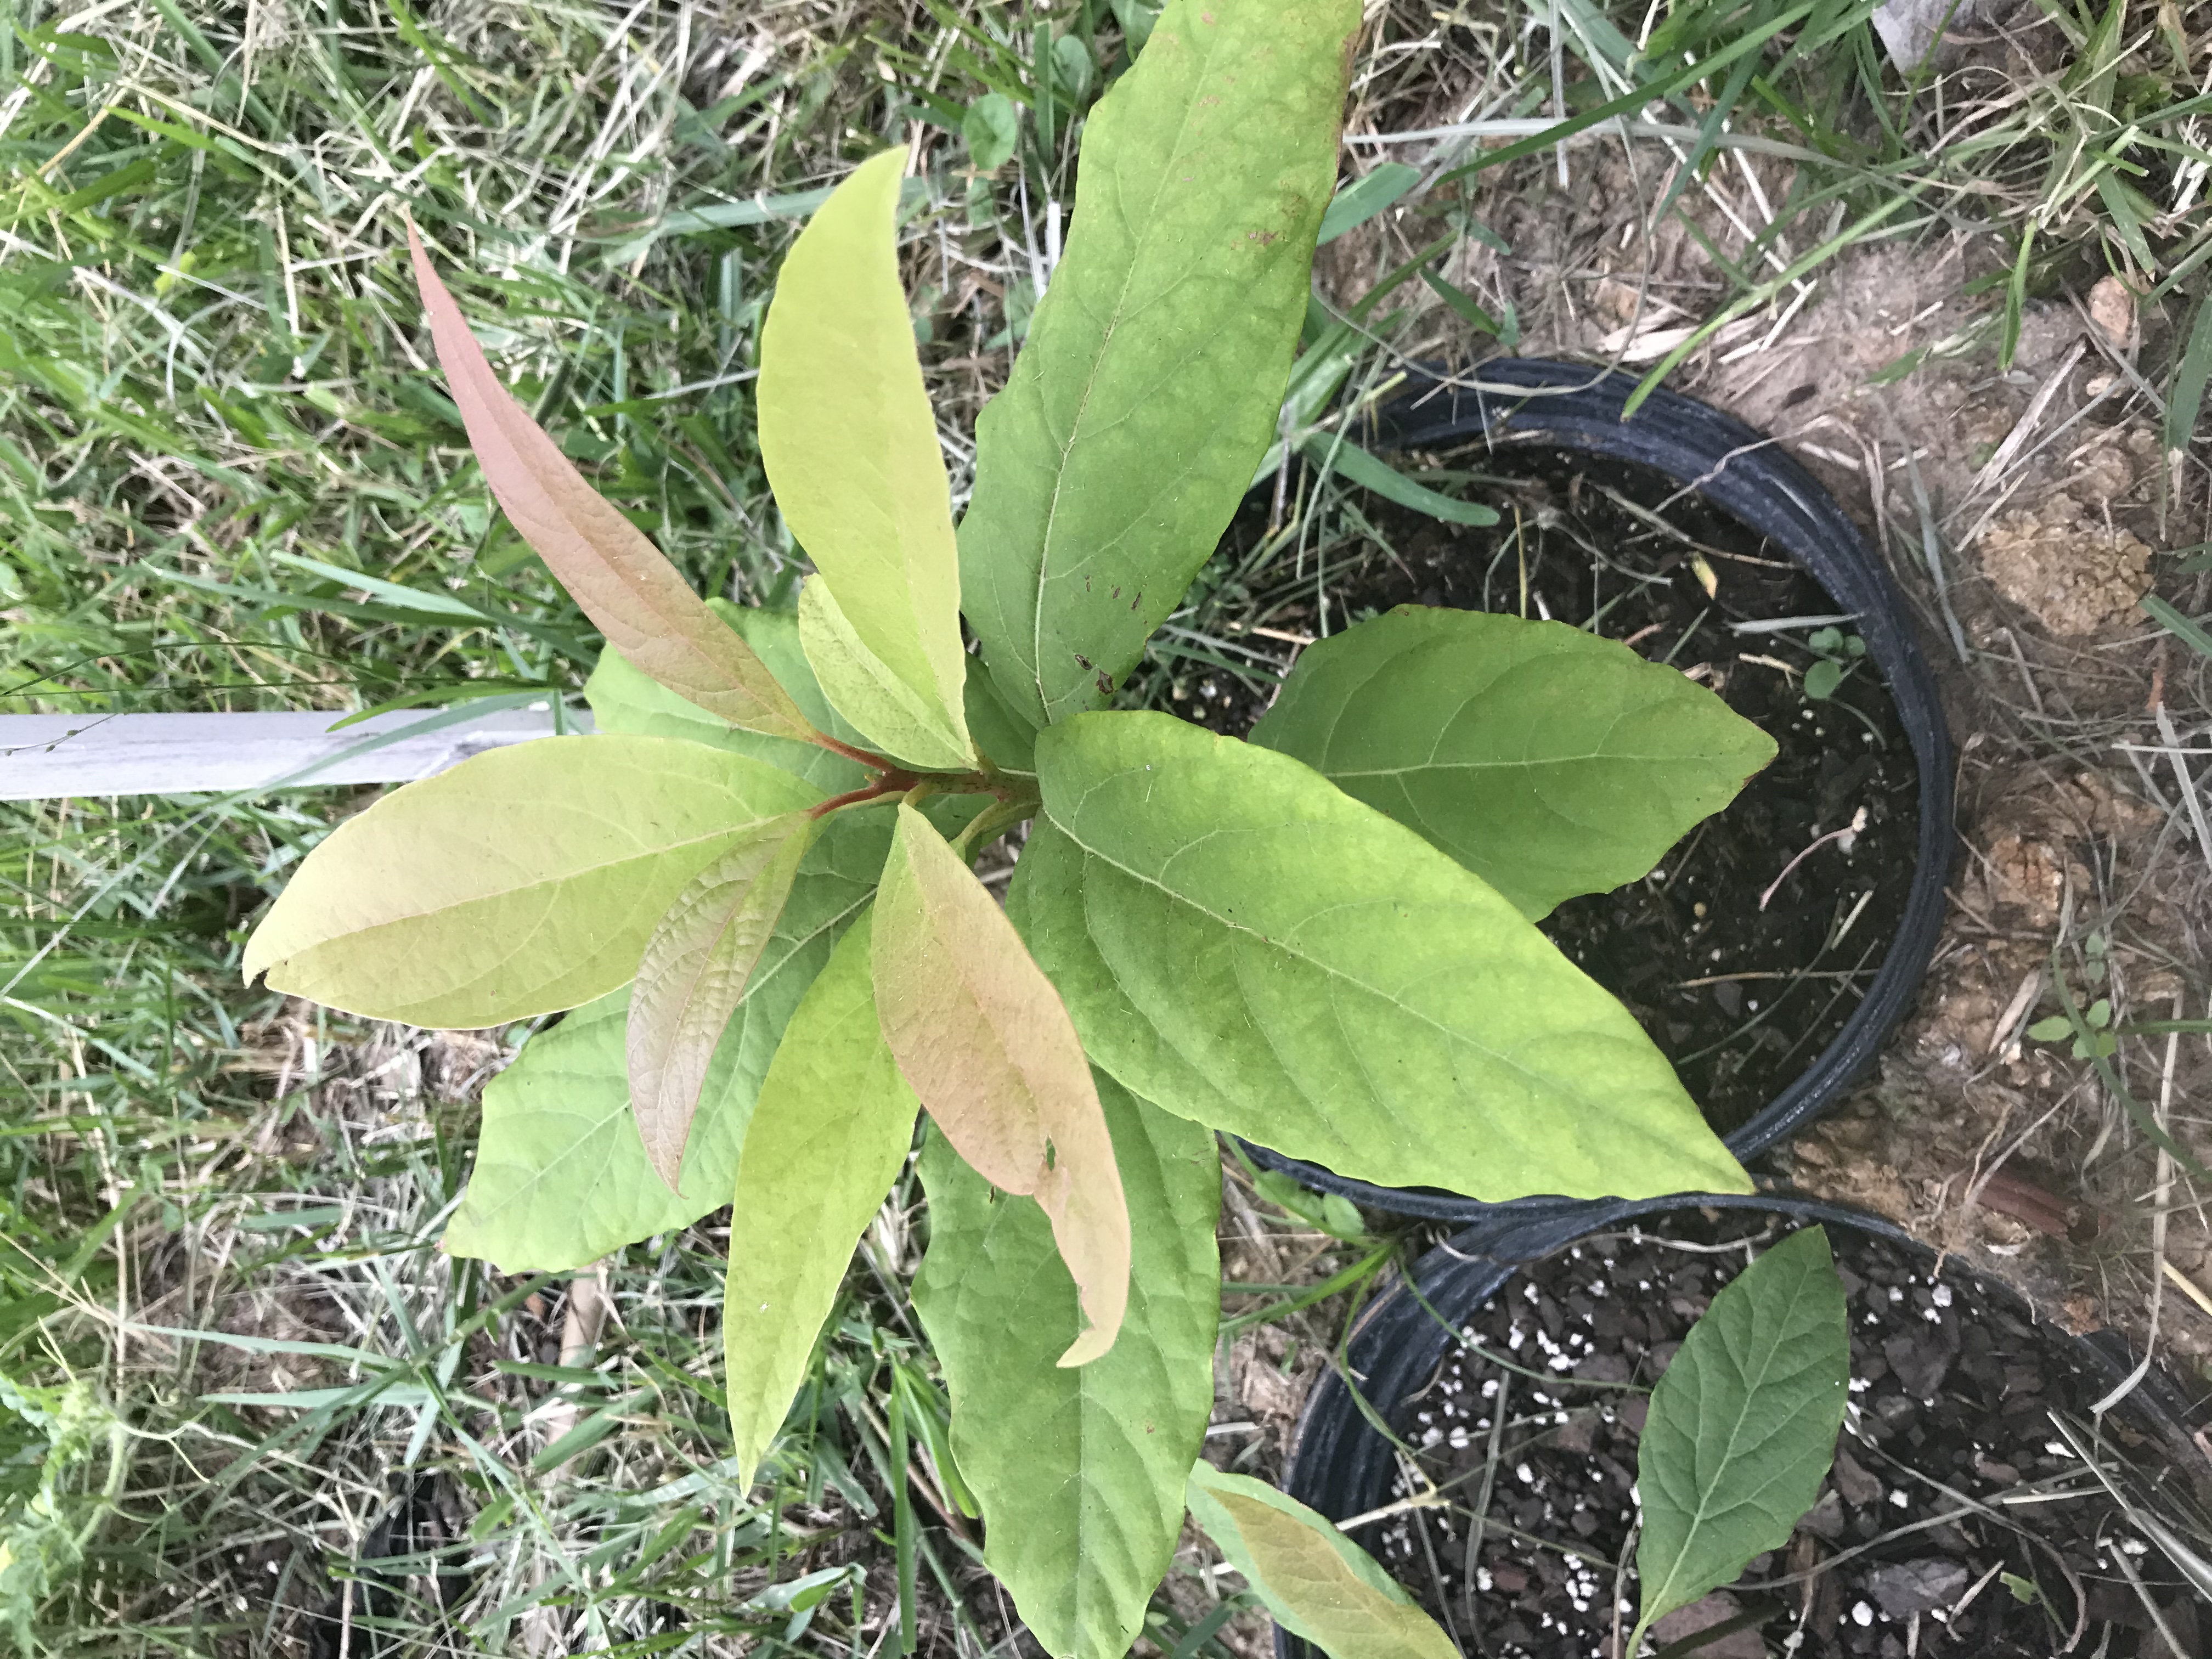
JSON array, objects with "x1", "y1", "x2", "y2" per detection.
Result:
[
  {"x1": 1354, "y1": 1208, "x2": 2208, "y2": 1658},
  {"x1": 1162, "y1": 447, "x2": 1921, "y2": 1137}
]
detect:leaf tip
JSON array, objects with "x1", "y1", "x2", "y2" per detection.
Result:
[
  {"x1": 640, "y1": 1122, "x2": 685, "y2": 1195},
  {"x1": 403, "y1": 217, "x2": 446, "y2": 312},
  {"x1": 1054, "y1": 1321, "x2": 1118, "y2": 1368},
  {"x1": 629, "y1": 1065, "x2": 689, "y2": 1195}
]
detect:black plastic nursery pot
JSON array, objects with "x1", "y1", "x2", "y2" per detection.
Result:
[
  {"x1": 1241, "y1": 360, "x2": 1955, "y2": 1221},
  {"x1": 1280, "y1": 1195, "x2": 2212, "y2": 1659}
]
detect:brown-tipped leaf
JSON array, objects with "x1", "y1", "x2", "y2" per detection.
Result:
[
  {"x1": 628, "y1": 811, "x2": 817, "y2": 1189},
  {"x1": 407, "y1": 226, "x2": 812, "y2": 741},
  {"x1": 873, "y1": 803, "x2": 1130, "y2": 1364}
]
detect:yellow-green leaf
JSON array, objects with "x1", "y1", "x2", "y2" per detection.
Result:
[
  {"x1": 725, "y1": 912, "x2": 918, "y2": 1487},
  {"x1": 243, "y1": 736, "x2": 822, "y2": 1028},
  {"x1": 1185, "y1": 1466, "x2": 1458, "y2": 1659},
  {"x1": 872, "y1": 804, "x2": 1129, "y2": 1364},
  {"x1": 408, "y1": 228, "x2": 811, "y2": 741},
  {"x1": 797, "y1": 575, "x2": 974, "y2": 772},
  {"x1": 1012, "y1": 713, "x2": 1749, "y2": 1201},
  {"x1": 629, "y1": 811, "x2": 818, "y2": 1189},
  {"x1": 759, "y1": 150, "x2": 971, "y2": 763}
]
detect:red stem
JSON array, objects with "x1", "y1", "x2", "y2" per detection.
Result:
[
  {"x1": 809, "y1": 730, "x2": 902, "y2": 771},
  {"x1": 809, "y1": 770, "x2": 923, "y2": 819}
]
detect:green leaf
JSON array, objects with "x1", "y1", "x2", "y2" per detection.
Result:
[
  {"x1": 1107, "y1": 0, "x2": 1161, "y2": 52},
  {"x1": 1248, "y1": 609, "x2": 1776, "y2": 918},
  {"x1": 1417, "y1": 264, "x2": 1508, "y2": 339},
  {"x1": 244, "y1": 736, "x2": 823, "y2": 1028},
  {"x1": 963, "y1": 92, "x2": 1021, "y2": 171},
  {"x1": 2025, "y1": 1014, "x2": 2073, "y2": 1041},
  {"x1": 725, "y1": 912, "x2": 918, "y2": 1488},
  {"x1": 408, "y1": 230, "x2": 813, "y2": 741},
  {"x1": 583, "y1": 600, "x2": 868, "y2": 793},
  {"x1": 1009, "y1": 712, "x2": 1749, "y2": 1201},
  {"x1": 1317, "y1": 162, "x2": 1421, "y2": 245},
  {"x1": 1298, "y1": 435, "x2": 1500, "y2": 527},
  {"x1": 874, "y1": 805, "x2": 1130, "y2": 1363},
  {"x1": 912, "y1": 1077, "x2": 1219, "y2": 1659},
  {"x1": 1321, "y1": 1193, "x2": 1364, "y2": 1240},
  {"x1": 1802, "y1": 658, "x2": 1843, "y2": 702},
  {"x1": 2167, "y1": 292, "x2": 2212, "y2": 460},
  {"x1": 1051, "y1": 33, "x2": 1095, "y2": 101},
  {"x1": 1254, "y1": 1169, "x2": 1322, "y2": 1221},
  {"x1": 759, "y1": 150, "x2": 972, "y2": 766},
  {"x1": 958, "y1": 0, "x2": 1359, "y2": 726},
  {"x1": 2142, "y1": 594, "x2": 2212, "y2": 663},
  {"x1": 1632, "y1": 1225, "x2": 1849, "y2": 1653},
  {"x1": 1250, "y1": 1170, "x2": 1367, "y2": 1243},
  {"x1": 629, "y1": 812, "x2": 817, "y2": 1189},
  {"x1": 1184, "y1": 1466, "x2": 1457, "y2": 1659},
  {"x1": 965, "y1": 655, "x2": 1040, "y2": 776},
  {"x1": 797, "y1": 575, "x2": 974, "y2": 772},
  {"x1": 1250, "y1": 1170, "x2": 1368, "y2": 1243},
  {"x1": 442, "y1": 814, "x2": 891, "y2": 1271}
]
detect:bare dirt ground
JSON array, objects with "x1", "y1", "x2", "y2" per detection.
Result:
[{"x1": 1673, "y1": 244, "x2": 2211, "y2": 1374}]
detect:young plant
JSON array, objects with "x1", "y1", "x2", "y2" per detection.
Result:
[
  {"x1": 1183, "y1": 1227, "x2": 1850, "y2": 1659},
  {"x1": 1800, "y1": 625, "x2": 1867, "y2": 702},
  {"x1": 1628, "y1": 1224, "x2": 1850, "y2": 1652},
  {"x1": 241, "y1": 0, "x2": 1783, "y2": 1649}
]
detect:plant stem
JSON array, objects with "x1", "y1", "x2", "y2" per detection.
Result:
[
  {"x1": 809, "y1": 771, "x2": 924, "y2": 819},
  {"x1": 810, "y1": 758, "x2": 1041, "y2": 826},
  {"x1": 951, "y1": 795, "x2": 1037, "y2": 856},
  {"x1": 808, "y1": 729, "x2": 904, "y2": 771}
]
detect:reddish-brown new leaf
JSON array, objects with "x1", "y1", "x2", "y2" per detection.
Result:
[
  {"x1": 873, "y1": 804, "x2": 1130, "y2": 1364},
  {"x1": 628, "y1": 811, "x2": 817, "y2": 1190},
  {"x1": 407, "y1": 226, "x2": 811, "y2": 740}
]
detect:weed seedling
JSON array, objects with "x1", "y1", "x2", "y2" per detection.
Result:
[{"x1": 1801, "y1": 625, "x2": 1869, "y2": 702}]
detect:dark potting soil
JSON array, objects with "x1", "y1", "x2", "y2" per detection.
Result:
[
  {"x1": 1359, "y1": 1211, "x2": 2208, "y2": 1659},
  {"x1": 1168, "y1": 447, "x2": 1919, "y2": 1135}
]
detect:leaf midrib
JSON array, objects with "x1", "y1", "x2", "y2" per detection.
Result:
[
  {"x1": 1321, "y1": 749, "x2": 1710, "y2": 778},
  {"x1": 635, "y1": 828, "x2": 810, "y2": 1161}
]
